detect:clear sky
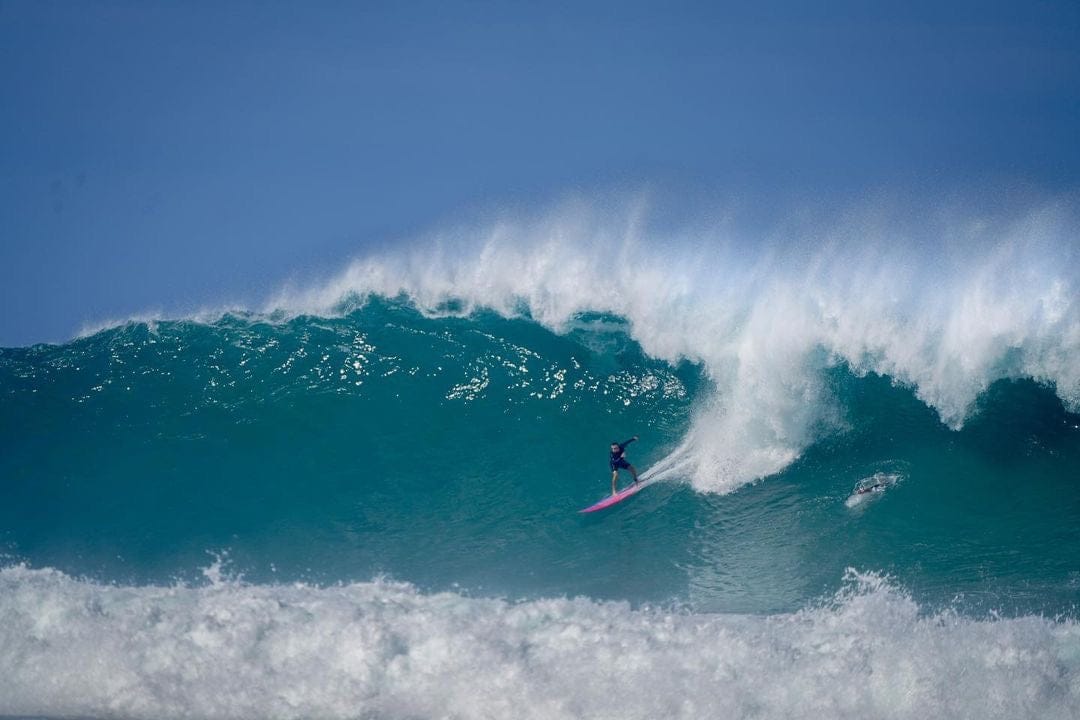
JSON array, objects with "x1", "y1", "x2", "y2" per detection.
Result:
[{"x1": 2, "y1": 0, "x2": 1078, "y2": 346}]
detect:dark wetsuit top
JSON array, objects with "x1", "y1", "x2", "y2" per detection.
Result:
[{"x1": 610, "y1": 437, "x2": 637, "y2": 471}]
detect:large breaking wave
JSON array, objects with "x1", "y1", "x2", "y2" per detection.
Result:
[
  {"x1": 262, "y1": 197, "x2": 1080, "y2": 492},
  {"x1": 6, "y1": 194, "x2": 1080, "y2": 720}
]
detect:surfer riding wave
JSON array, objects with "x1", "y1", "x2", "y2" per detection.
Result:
[{"x1": 610, "y1": 436, "x2": 640, "y2": 496}]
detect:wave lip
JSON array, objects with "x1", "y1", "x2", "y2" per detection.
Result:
[{"x1": 2, "y1": 564, "x2": 1078, "y2": 720}]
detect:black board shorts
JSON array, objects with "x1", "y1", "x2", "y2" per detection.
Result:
[{"x1": 611, "y1": 457, "x2": 631, "y2": 471}]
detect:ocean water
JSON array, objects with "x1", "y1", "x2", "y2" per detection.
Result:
[{"x1": 2, "y1": 204, "x2": 1080, "y2": 718}]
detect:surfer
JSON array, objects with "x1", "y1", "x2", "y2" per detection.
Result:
[{"x1": 610, "y1": 436, "x2": 640, "y2": 495}]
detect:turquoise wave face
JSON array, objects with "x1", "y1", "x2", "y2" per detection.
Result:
[{"x1": 2, "y1": 299, "x2": 1079, "y2": 616}]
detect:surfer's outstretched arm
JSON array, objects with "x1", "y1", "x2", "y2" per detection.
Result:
[{"x1": 620, "y1": 436, "x2": 639, "y2": 449}]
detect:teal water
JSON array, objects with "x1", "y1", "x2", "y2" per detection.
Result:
[
  {"x1": 3, "y1": 300, "x2": 1078, "y2": 618},
  {"x1": 4, "y1": 206, "x2": 1080, "y2": 720}
]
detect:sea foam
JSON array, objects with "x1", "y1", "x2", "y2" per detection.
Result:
[
  {"x1": 267, "y1": 197, "x2": 1080, "y2": 492},
  {"x1": 1, "y1": 564, "x2": 1077, "y2": 720}
]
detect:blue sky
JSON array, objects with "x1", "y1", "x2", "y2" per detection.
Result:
[{"x1": 2, "y1": 0, "x2": 1078, "y2": 345}]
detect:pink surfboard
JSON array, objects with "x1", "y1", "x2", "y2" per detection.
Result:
[{"x1": 579, "y1": 480, "x2": 651, "y2": 513}]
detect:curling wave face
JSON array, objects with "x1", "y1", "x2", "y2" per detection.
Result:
[{"x1": 266, "y1": 198, "x2": 1080, "y2": 492}]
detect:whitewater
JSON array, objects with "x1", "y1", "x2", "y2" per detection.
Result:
[
  {"x1": 2, "y1": 198, "x2": 1079, "y2": 719},
  {"x1": 2, "y1": 565, "x2": 1077, "y2": 719}
]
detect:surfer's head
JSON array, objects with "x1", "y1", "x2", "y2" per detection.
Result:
[{"x1": 610, "y1": 442, "x2": 619, "y2": 451}]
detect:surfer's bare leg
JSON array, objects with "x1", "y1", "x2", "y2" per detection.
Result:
[
  {"x1": 629, "y1": 464, "x2": 639, "y2": 484},
  {"x1": 612, "y1": 470, "x2": 619, "y2": 495}
]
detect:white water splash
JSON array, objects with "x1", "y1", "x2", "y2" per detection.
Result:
[{"x1": 1, "y1": 564, "x2": 1077, "y2": 720}]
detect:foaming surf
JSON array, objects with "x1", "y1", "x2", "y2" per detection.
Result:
[{"x1": 1, "y1": 563, "x2": 1077, "y2": 720}]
